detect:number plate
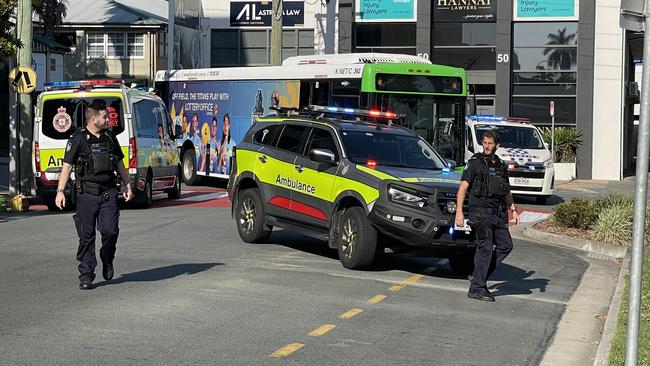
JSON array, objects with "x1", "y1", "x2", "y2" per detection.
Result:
[{"x1": 513, "y1": 177, "x2": 530, "y2": 185}]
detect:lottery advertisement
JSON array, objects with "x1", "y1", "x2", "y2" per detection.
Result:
[{"x1": 165, "y1": 79, "x2": 300, "y2": 178}]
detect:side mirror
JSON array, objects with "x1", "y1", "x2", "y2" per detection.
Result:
[
  {"x1": 544, "y1": 142, "x2": 550, "y2": 150},
  {"x1": 309, "y1": 148, "x2": 336, "y2": 164},
  {"x1": 445, "y1": 159, "x2": 457, "y2": 169}
]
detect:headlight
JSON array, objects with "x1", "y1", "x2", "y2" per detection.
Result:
[
  {"x1": 445, "y1": 201, "x2": 457, "y2": 214},
  {"x1": 543, "y1": 159, "x2": 554, "y2": 169},
  {"x1": 388, "y1": 187, "x2": 427, "y2": 208}
]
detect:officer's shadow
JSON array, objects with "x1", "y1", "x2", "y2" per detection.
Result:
[
  {"x1": 94, "y1": 262, "x2": 223, "y2": 288},
  {"x1": 487, "y1": 264, "x2": 549, "y2": 297}
]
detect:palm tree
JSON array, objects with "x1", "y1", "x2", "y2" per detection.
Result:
[
  {"x1": 0, "y1": 0, "x2": 67, "y2": 55},
  {"x1": 543, "y1": 27, "x2": 577, "y2": 71}
]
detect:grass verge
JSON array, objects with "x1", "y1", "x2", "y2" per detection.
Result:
[{"x1": 609, "y1": 254, "x2": 649, "y2": 365}]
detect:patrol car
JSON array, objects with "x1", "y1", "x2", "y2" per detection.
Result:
[
  {"x1": 465, "y1": 115, "x2": 554, "y2": 204},
  {"x1": 32, "y1": 79, "x2": 181, "y2": 210},
  {"x1": 228, "y1": 106, "x2": 476, "y2": 274}
]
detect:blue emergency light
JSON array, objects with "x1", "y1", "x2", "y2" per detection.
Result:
[
  {"x1": 44, "y1": 79, "x2": 124, "y2": 88},
  {"x1": 470, "y1": 115, "x2": 505, "y2": 122},
  {"x1": 310, "y1": 105, "x2": 397, "y2": 119}
]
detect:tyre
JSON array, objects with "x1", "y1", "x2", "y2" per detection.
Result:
[
  {"x1": 448, "y1": 253, "x2": 475, "y2": 277},
  {"x1": 235, "y1": 188, "x2": 272, "y2": 243},
  {"x1": 182, "y1": 149, "x2": 198, "y2": 186},
  {"x1": 167, "y1": 166, "x2": 182, "y2": 199},
  {"x1": 337, "y1": 206, "x2": 377, "y2": 270},
  {"x1": 44, "y1": 196, "x2": 59, "y2": 211},
  {"x1": 139, "y1": 175, "x2": 153, "y2": 208}
]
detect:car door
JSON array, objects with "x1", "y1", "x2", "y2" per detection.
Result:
[
  {"x1": 291, "y1": 126, "x2": 341, "y2": 228},
  {"x1": 256, "y1": 123, "x2": 309, "y2": 220}
]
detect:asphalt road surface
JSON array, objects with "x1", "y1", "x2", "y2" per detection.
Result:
[{"x1": 0, "y1": 195, "x2": 595, "y2": 366}]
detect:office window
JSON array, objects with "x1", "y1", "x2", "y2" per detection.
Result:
[
  {"x1": 433, "y1": 22, "x2": 496, "y2": 71},
  {"x1": 354, "y1": 23, "x2": 416, "y2": 55},
  {"x1": 211, "y1": 29, "x2": 315, "y2": 67}
]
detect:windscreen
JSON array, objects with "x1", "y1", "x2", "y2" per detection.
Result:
[
  {"x1": 474, "y1": 124, "x2": 545, "y2": 149},
  {"x1": 41, "y1": 96, "x2": 124, "y2": 139},
  {"x1": 341, "y1": 130, "x2": 446, "y2": 170}
]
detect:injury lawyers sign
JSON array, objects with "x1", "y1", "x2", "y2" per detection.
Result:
[
  {"x1": 230, "y1": 1, "x2": 304, "y2": 27},
  {"x1": 355, "y1": 0, "x2": 417, "y2": 22}
]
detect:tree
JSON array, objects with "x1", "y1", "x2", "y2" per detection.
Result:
[
  {"x1": 0, "y1": 0, "x2": 67, "y2": 56},
  {"x1": 543, "y1": 27, "x2": 577, "y2": 71}
]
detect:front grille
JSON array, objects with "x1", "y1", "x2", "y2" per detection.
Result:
[
  {"x1": 435, "y1": 191, "x2": 467, "y2": 214},
  {"x1": 509, "y1": 170, "x2": 546, "y2": 179}
]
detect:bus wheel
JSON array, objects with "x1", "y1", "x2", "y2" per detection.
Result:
[
  {"x1": 142, "y1": 175, "x2": 153, "y2": 208},
  {"x1": 182, "y1": 150, "x2": 198, "y2": 186}
]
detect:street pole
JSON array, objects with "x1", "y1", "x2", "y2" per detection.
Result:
[
  {"x1": 626, "y1": 1, "x2": 650, "y2": 364},
  {"x1": 550, "y1": 100, "x2": 555, "y2": 160},
  {"x1": 271, "y1": 0, "x2": 283, "y2": 66},
  {"x1": 168, "y1": 0, "x2": 175, "y2": 70},
  {"x1": 16, "y1": 0, "x2": 33, "y2": 195}
]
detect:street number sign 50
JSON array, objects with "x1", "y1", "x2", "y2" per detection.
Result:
[{"x1": 496, "y1": 53, "x2": 509, "y2": 64}]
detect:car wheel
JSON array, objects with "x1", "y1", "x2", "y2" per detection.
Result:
[
  {"x1": 448, "y1": 253, "x2": 475, "y2": 277},
  {"x1": 337, "y1": 206, "x2": 377, "y2": 270},
  {"x1": 182, "y1": 149, "x2": 198, "y2": 186},
  {"x1": 235, "y1": 188, "x2": 272, "y2": 243},
  {"x1": 168, "y1": 167, "x2": 182, "y2": 199}
]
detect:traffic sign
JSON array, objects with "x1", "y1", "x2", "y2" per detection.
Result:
[{"x1": 8, "y1": 65, "x2": 37, "y2": 94}]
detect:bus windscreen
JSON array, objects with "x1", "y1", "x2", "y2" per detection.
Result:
[{"x1": 375, "y1": 74, "x2": 463, "y2": 94}]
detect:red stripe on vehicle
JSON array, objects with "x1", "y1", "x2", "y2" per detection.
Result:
[{"x1": 268, "y1": 196, "x2": 327, "y2": 221}]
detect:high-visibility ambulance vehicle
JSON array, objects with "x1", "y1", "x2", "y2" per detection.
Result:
[
  {"x1": 465, "y1": 115, "x2": 554, "y2": 204},
  {"x1": 32, "y1": 79, "x2": 181, "y2": 210}
]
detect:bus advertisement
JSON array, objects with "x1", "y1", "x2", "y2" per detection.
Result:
[{"x1": 155, "y1": 53, "x2": 468, "y2": 185}]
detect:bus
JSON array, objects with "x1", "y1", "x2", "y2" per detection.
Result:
[{"x1": 154, "y1": 53, "x2": 468, "y2": 185}]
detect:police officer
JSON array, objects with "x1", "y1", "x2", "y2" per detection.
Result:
[
  {"x1": 55, "y1": 103, "x2": 134, "y2": 290},
  {"x1": 455, "y1": 130, "x2": 520, "y2": 302}
]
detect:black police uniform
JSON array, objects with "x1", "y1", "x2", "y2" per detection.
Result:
[
  {"x1": 62, "y1": 128, "x2": 124, "y2": 283},
  {"x1": 461, "y1": 152, "x2": 514, "y2": 295}
]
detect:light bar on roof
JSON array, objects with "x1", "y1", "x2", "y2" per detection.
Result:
[
  {"x1": 309, "y1": 105, "x2": 397, "y2": 119},
  {"x1": 470, "y1": 115, "x2": 505, "y2": 122},
  {"x1": 44, "y1": 79, "x2": 124, "y2": 88}
]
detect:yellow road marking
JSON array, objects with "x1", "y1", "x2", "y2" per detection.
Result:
[
  {"x1": 368, "y1": 294, "x2": 387, "y2": 304},
  {"x1": 308, "y1": 324, "x2": 336, "y2": 336},
  {"x1": 271, "y1": 343, "x2": 304, "y2": 358},
  {"x1": 404, "y1": 274, "x2": 424, "y2": 285},
  {"x1": 389, "y1": 284, "x2": 406, "y2": 292},
  {"x1": 339, "y1": 308, "x2": 363, "y2": 319}
]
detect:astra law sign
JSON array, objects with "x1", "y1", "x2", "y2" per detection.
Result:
[
  {"x1": 434, "y1": 0, "x2": 495, "y2": 22},
  {"x1": 230, "y1": 1, "x2": 304, "y2": 27}
]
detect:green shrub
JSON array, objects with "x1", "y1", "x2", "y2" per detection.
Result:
[
  {"x1": 591, "y1": 205, "x2": 633, "y2": 246},
  {"x1": 553, "y1": 198, "x2": 592, "y2": 229},
  {"x1": 0, "y1": 197, "x2": 6, "y2": 212},
  {"x1": 540, "y1": 127, "x2": 583, "y2": 163}
]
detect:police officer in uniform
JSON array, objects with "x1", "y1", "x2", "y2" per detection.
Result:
[
  {"x1": 55, "y1": 103, "x2": 134, "y2": 290},
  {"x1": 455, "y1": 130, "x2": 520, "y2": 302}
]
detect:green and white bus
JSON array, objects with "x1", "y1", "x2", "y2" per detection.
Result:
[{"x1": 154, "y1": 53, "x2": 468, "y2": 184}]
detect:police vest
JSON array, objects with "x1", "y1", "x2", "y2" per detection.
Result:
[
  {"x1": 75, "y1": 130, "x2": 118, "y2": 178},
  {"x1": 470, "y1": 153, "x2": 510, "y2": 199}
]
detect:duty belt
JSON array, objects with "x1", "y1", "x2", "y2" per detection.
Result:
[
  {"x1": 78, "y1": 180, "x2": 112, "y2": 196},
  {"x1": 468, "y1": 206, "x2": 505, "y2": 215}
]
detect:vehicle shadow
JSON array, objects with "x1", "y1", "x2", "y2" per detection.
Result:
[
  {"x1": 265, "y1": 230, "x2": 549, "y2": 294},
  {"x1": 94, "y1": 262, "x2": 223, "y2": 288},
  {"x1": 513, "y1": 194, "x2": 565, "y2": 206}
]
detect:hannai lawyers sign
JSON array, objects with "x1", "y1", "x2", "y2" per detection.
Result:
[
  {"x1": 230, "y1": 1, "x2": 304, "y2": 27},
  {"x1": 434, "y1": 0, "x2": 496, "y2": 22},
  {"x1": 355, "y1": 0, "x2": 417, "y2": 22}
]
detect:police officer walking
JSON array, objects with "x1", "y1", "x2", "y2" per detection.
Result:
[
  {"x1": 55, "y1": 103, "x2": 133, "y2": 290},
  {"x1": 455, "y1": 130, "x2": 520, "y2": 302}
]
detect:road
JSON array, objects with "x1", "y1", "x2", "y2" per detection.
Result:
[{"x1": 0, "y1": 191, "x2": 600, "y2": 366}]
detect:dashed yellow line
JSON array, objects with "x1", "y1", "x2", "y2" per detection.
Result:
[
  {"x1": 308, "y1": 324, "x2": 336, "y2": 336},
  {"x1": 339, "y1": 308, "x2": 363, "y2": 319},
  {"x1": 389, "y1": 284, "x2": 407, "y2": 292},
  {"x1": 271, "y1": 343, "x2": 304, "y2": 358},
  {"x1": 368, "y1": 294, "x2": 387, "y2": 304},
  {"x1": 404, "y1": 274, "x2": 424, "y2": 285}
]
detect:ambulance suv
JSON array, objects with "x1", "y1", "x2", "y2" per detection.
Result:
[
  {"x1": 465, "y1": 115, "x2": 554, "y2": 204},
  {"x1": 33, "y1": 79, "x2": 181, "y2": 210}
]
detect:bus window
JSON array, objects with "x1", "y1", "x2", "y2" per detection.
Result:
[
  {"x1": 312, "y1": 81, "x2": 330, "y2": 106},
  {"x1": 331, "y1": 79, "x2": 360, "y2": 109}
]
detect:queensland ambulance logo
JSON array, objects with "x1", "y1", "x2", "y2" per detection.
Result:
[{"x1": 53, "y1": 106, "x2": 72, "y2": 133}]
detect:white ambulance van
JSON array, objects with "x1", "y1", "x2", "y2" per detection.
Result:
[
  {"x1": 465, "y1": 115, "x2": 554, "y2": 204},
  {"x1": 32, "y1": 79, "x2": 181, "y2": 210}
]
